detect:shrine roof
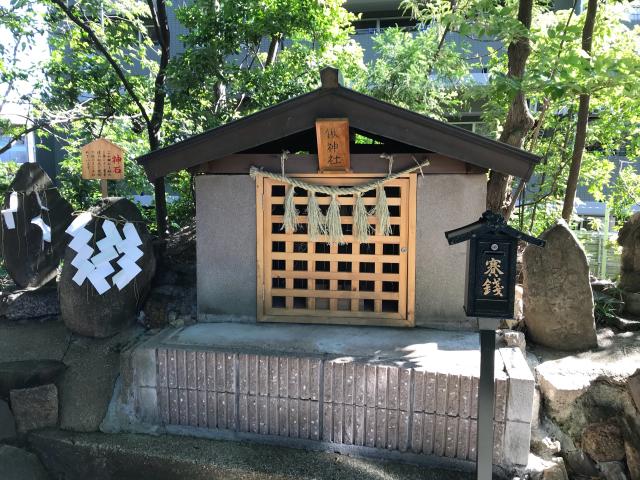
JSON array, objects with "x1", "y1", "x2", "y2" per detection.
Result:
[{"x1": 136, "y1": 67, "x2": 541, "y2": 182}]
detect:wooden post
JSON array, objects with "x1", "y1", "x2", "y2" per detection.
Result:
[{"x1": 101, "y1": 179, "x2": 108, "y2": 198}]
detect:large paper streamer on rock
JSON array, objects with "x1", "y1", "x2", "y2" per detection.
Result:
[
  {"x1": 0, "y1": 163, "x2": 73, "y2": 289},
  {"x1": 59, "y1": 198, "x2": 156, "y2": 338}
]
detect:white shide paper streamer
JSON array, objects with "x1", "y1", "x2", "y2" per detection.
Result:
[
  {"x1": 66, "y1": 216, "x2": 144, "y2": 294},
  {"x1": 1, "y1": 192, "x2": 18, "y2": 230}
]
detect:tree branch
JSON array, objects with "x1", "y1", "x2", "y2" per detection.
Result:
[
  {"x1": 48, "y1": 0, "x2": 152, "y2": 128},
  {"x1": 0, "y1": 124, "x2": 41, "y2": 156}
]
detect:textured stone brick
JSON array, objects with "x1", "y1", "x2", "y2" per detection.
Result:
[
  {"x1": 168, "y1": 349, "x2": 178, "y2": 389},
  {"x1": 169, "y1": 389, "x2": 179, "y2": 424},
  {"x1": 445, "y1": 416, "x2": 458, "y2": 458},
  {"x1": 177, "y1": 350, "x2": 187, "y2": 389},
  {"x1": 157, "y1": 349, "x2": 168, "y2": 388},
  {"x1": 457, "y1": 417, "x2": 470, "y2": 460},
  {"x1": 187, "y1": 389, "x2": 198, "y2": 426},
  {"x1": 197, "y1": 390, "x2": 207, "y2": 427},
  {"x1": 196, "y1": 352, "x2": 206, "y2": 391},
  {"x1": 10, "y1": 384, "x2": 58, "y2": 433},
  {"x1": 398, "y1": 410, "x2": 410, "y2": 452},
  {"x1": 178, "y1": 389, "x2": 188, "y2": 425},
  {"x1": 434, "y1": 414, "x2": 446, "y2": 456},
  {"x1": 354, "y1": 405, "x2": 365, "y2": 446},
  {"x1": 425, "y1": 371, "x2": 437, "y2": 413},
  {"x1": 387, "y1": 367, "x2": 399, "y2": 410},
  {"x1": 288, "y1": 358, "x2": 299, "y2": 399},
  {"x1": 354, "y1": 363, "x2": 366, "y2": 406},
  {"x1": 344, "y1": 363, "x2": 355, "y2": 405},
  {"x1": 343, "y1": 404, "x2": 354, "y2": 444},
  {"x1": 399, "y1": 368, "x2": 411, "y2": 411},
  {"x1": 186, "y1": 351, "x2": 197, "y2": 390},
  {"x1": 158, "y1": 386, "x2": 169, "y2": 424},
  {"x1": 435, "y1": 373, "x2": 448, "y2": 415},
  {"x1": 446, "y1": 374, "x2": 460, "y2": 416}
]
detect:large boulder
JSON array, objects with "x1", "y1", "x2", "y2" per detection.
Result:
[
  {"x1": 0, "y1": 163, "x2": 73, "y2": 289},
  {"x1": 619, "y1": 212, "x2": 640, "y2": 293},
  {"x1": 523, "y1": 220, "x2": 597, "y2": 351},
  {"x1": 59, "y1": 198, "x2": 156, "y2": 338}
]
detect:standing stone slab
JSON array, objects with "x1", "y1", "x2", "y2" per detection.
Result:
[
  {"x1": 59, "y1": 198, "x2": 156, "y2": 338},
  {"x1": 1, "y1": 163, "x2": 73, "y2": 289},
  {"x1": 9, "y1": 384, "x2": 58, "y2": 433},
  {"x1": 523, "y1": 220, "x2": 597, "y2": 351},
  {"x1": 618, "y1": 212, "x2": 640, "y2": 293}
]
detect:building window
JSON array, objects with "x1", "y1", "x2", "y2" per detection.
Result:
[{"x1": 256, "y1": 174, "x2": 416, "y2": 326}]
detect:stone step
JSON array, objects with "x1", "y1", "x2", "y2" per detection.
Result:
[{"x1": 29, "y1": 429, "x2": 479, "y2": 480}]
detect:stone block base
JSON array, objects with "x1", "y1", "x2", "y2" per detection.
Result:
[{"x1": 116, "y1": 323, "x2": 534, "y2": 466}]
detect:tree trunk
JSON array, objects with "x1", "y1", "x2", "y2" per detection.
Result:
[
  {"x1": 486, "y1": 0, "x2": 535, "y2": 216},
  {"x1": 265, "y1": 34, "x2": 281, "y2": 67},
  {"x1": 561, "y1": 0, "x2": 598, "y2": 222},
  {"x1": 148, "y1": 0, "x2": 171, "y2": 238}
]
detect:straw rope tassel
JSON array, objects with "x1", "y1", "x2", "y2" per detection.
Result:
[
  {"x1": 282, "y1": 185, "x2": 298, "y2": 234},
  {"x1": 306, "y1": 192, "x2": 326, "y2": 241},
  {"x1": 353, "y1": 193, "x2": 370, "y2": 243},
  {"x1": 326, "y1": 195, "x2": 344, "y2": 244},
  {"x1": 374, "y1": 184, "x2": 392, "y2": 236}
]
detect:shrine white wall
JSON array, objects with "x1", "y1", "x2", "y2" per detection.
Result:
[{"x1": 195, "y1": 173, "x2": 487, "y2": 329}]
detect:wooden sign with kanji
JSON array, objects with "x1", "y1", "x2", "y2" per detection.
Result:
[
  {"x1": 315, "y1": 118, "x2": 350, "y2": 172},
  {"x1": 81, "y1": 138, "x2": 125, "y2": 180}
]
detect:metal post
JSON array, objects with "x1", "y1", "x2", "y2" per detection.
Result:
[{"x1": 477, "y1": 319, "x2": 499, "y2": 480}]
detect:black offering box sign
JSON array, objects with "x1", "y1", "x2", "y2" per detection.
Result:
[
  {"x1": 445, "y1": 210, "x2": 545, "y2": 319},
  {"x1": 445, "y1": 210, "x2": 544, "y2": 480}
]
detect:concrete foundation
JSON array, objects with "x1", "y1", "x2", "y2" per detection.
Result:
[
  {"x1": 111, "y1": 323, "x2": 534, "y2": 467},
  {"x1": 195, "y1": 174, "x2": 486, "y2": 328}
]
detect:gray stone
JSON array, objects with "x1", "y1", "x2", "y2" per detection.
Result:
[
  {"x1": 504, "y1": 331, "x2": 526, "y2": 353},
  {"x1": 598, "y1": 461, "x2": 629, "y2": 480},
  {"x1": 628, "y1": 370, "x2": 640, "y2": 411},
  {"x1": 59, "y1": 198, "x2": 156, "y2": 338},
  {"x1": 625, "y1": 441, "x2": 640, "y2": 480},
  {"x1": 59, "y1": 327, "x2": 140, "y2": 432},
  {"x1": 581, "y1": 422, "x2": 625, "y2": 462},
  {"x1": 0, "y1": 163, "x2": 73, "y2": 289},
  {"x1": 0, "y1": 286, "x2": 59, "y2": 320},
  {"x1": 10, "y1": 383, "x2": 58, "y2": 433},
  {"x1": 541, "y1": 458, "x2": 569, "y2": 480},
  {"x1": 563, "y1": 450, "x2": 599, "y2": 478},
  {"x1": 623, "y1": 291, "x2": 640, "y2": 317},
  {"x1": 523, "y1": 220, "x2": 597, "y2": 351},
  {"x1": 0, "y1": 445, "x2": 48, "y2": 480},
  {"x1": 530, "y1": 434, "x2": 561, "y2": 460},
  {"x1": 619, "y1": 212, "x2": 640, "y2": 294},
  {"x1": 0, "y1": 399, "x2": 16, "y2": 441},
  {"x1": 0, "y1": 359, "x2": 66, "y2": 399},
  {"x1": 535, "y1": 330, "x2": 640, "y2": 428}
]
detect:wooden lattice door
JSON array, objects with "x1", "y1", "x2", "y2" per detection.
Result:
[{"x1": 256, "y1": 174, "x2": 416, "y2": 327}]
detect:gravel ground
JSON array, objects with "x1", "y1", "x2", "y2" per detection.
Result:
[{"x1": 30, "y1": 429, "x2": 480, "y2": 480}]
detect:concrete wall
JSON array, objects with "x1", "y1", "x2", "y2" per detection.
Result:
[
  {"x1": 415, "y1": 174, "x2": 487, "y2": 329},
  {"x1": 196, "y1": 173, "x2": 487, "y2": 328},
  {"x1": 196, "y1": 175, "x2": 257, "y2": 322}
]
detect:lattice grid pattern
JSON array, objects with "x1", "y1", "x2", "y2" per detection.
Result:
[{"x1": 256, "y1": 174, "x2": 416, "y2": 326}]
